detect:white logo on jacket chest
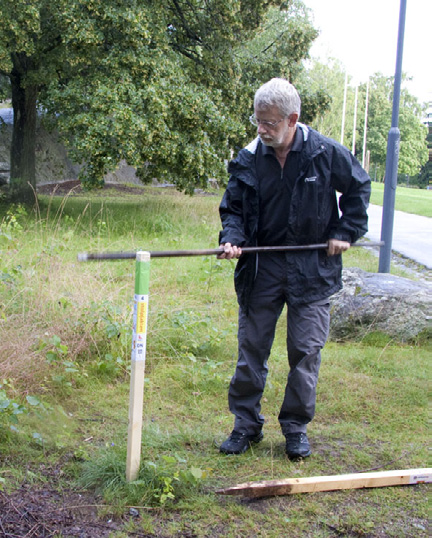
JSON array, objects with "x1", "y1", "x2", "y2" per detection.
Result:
[{"x1": 304, "y1": 176, "x2": 317, "y2": 182}]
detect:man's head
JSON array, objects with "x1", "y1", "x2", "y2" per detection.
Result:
[
  {"x1": 254, "y1": 78, "x2": 301, "y2": 118},
  {"x1": 252, "y1": 78, "x2": 301, "y2": 150}
]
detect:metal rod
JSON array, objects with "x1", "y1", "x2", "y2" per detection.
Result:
[{"x1": 78, "y1": 241, "x2": 384, "y2": 261}]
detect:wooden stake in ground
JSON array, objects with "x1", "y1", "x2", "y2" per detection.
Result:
[
  {"x1": 126, "y1": 251, "x2": 150, "y2": 482},
  {"x1": 216, "y1": 468, "x2": 431, "y2": 498}
]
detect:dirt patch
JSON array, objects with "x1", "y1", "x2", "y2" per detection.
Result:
[
  {"x1": 0, "y1": 468, "x2": 203, "y2": 538},
  {"x1": 0, "y1": 483, "x2": 186, "y2": 537},
  {"x1": 0, "y1": 485, "x2": 124, "y2": 537}
]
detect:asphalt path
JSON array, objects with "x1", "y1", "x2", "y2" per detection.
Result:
[{"x1": 365, "y1": 204, "x2": 432, "y2": 270}]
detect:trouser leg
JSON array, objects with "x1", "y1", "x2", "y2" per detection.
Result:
[
  {"x1": 229, "y1": 255, "x2": 285, "y2": 435},
  {"x1": 278, "y1": 298, "x2": 330, "y2": 435}
]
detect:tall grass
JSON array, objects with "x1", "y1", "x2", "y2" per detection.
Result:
[{"x1": 0, "y1": 186, "x2": 429, "y2": 537}]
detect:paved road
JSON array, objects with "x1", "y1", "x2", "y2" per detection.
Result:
[
  {"x1": 365, "y1": 204, "x2": 432, "y2": 270},
  {"x1": 0, "y1": 108, "x2": 13, "y2": 124}
]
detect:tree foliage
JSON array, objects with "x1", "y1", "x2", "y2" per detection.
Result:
[
  {"x1": 302, "y1": 59, "x2": 428, "y2": 182},
  {"x1": 0, "y1": 74, "x2": 10, "y2": 101},
  {"x1": 300, "y1": 57, "x2": 350, "y2": 141},
  {"x1": 362, "y1": 74, "x2": 428, "y2": 180},
  {"x1": 0, "y1": 0, "x2": 323, "y2": 199},
  {"x1": 236, "y1": 1, "x2": 329, "y2": 131}
]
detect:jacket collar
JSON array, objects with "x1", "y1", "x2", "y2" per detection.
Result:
[{"x1": 228, "y1": 124, "x2": 321, "y2": 188}]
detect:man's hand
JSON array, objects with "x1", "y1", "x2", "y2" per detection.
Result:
[
  {"x1": 217, "y1": 243, "x2": 242, "y2": 260},
  {"x1": 327, "y1": 239, "x2": 350, "y2": 256}
]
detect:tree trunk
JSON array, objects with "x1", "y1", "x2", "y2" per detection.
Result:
[{"x1": 9, "y1": 54, "x2": 38, "y2": 203}]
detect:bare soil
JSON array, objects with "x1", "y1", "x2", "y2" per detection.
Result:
[
  {"x1": 0, "y1": 486, "x2": 124, "y2": 537},
  {"x1": 0, "y1": 483, "x2": 188, "y2": 538}
]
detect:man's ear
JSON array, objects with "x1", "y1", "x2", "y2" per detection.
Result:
[{"x1": 288, "y1": 113, "x2": 299, "y2": 127}]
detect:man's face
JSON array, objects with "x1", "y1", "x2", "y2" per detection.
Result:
[{"x1": 254, "y1": 105, "x2": 297, "y2": 149}]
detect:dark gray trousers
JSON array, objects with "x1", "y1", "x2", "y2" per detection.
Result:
[{"x1": 229, "y1": 254, "x2": 330, "y2": 436}]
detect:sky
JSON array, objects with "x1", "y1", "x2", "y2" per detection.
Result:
[{"x1": 302, "y1": 0, "x2": 432, "y2": 104}]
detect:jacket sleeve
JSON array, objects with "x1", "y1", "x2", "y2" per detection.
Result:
[
  {"x1": 329, "y1": 148, "x2": 371, "y2": 243},
  {"x1": 218, "y1": 174, "x2": 248, "y2": 247}
]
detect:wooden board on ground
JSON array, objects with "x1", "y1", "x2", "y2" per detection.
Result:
[{"x1": 216, "y1": 468, "x2": 431, "y2": 498}]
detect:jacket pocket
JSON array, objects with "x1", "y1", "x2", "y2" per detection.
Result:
[{"x1": 290, "y1": 176, "x2": 319, "y2": 240}]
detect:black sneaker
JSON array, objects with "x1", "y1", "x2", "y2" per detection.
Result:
[
  {"x1": 285, "y1": 432, "x2": 311, "y2": 460},
  {"x1": 219, "y1": 430, "x2": 264, "y2": 454}
]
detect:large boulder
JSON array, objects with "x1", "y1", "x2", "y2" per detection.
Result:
[
  {"x1": 0, "y1": 112, "x2": 80, "y2": 184},
  {"x1": 329, "y1": 268, "x2": 432, "y2": 341},
  {"x1": 0, "y1": 108, "x2": 142, "y2": 185}
]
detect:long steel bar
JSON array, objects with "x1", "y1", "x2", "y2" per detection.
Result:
[
  {"x1": 378, "y1": 0, "x2": 406, "y2": 273},
  {"x1": 78, "y1": 241, "x2": 384, "y2": 261}
]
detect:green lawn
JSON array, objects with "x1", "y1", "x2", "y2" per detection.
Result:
[
  {"x1": 370, "y1": 182, "x2": 432, "y2": 217},
  {"x1": 0, "y1": 186, "x2": 429, "y2": 537}
]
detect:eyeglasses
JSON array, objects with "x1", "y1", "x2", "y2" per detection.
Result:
[{"x1": 249, "y1": 114, "x2": 286, "y2": 129}]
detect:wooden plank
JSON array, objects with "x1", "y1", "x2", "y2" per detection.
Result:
[{"x1": 216, "y1": 468, "x2": 431, "y2": 498}]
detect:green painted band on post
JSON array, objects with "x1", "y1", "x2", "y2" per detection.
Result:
[{"x1": 135, "y1": 251, "x2": 150, "y2": 295}]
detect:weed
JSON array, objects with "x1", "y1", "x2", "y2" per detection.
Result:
[
  {"x1": 0, "y1": 205, "x2": 27, "y2": 253},
  {"x1": 169, "y1": 309, "x2": 225, "y2": 356},
  {"x1": 38, "y1": 335, "x2": 86, "y2": 389},
  {"x1": 0, "y1": 264, "x2": 23, "y2": 287},
  {"x1": 79, "y1": 446, "x2": 208, "y2": 507},
  {"x1": 0, "y1": 379, "x2": 46, "y2": 436},
  {"x1": 77, "y1": 300, "x2": 132, "y2": 378}
]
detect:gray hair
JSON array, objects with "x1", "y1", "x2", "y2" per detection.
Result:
[{"x1": 254, "y1": 78, "x2": 301, "y2": 118}]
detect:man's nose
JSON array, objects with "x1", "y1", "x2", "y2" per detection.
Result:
[{"x1": 257, "y1": 122, "x2": 268, "y2": 134}]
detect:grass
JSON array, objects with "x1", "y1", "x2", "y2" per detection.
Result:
[
  {"x1": 0, "y1": 184, "x2": 430, "y2": 537},
  {"x1": 370, "y1": 182, "x2": 432, "y2": 217}
]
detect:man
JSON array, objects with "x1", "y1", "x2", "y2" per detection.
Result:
[{"x1": 218, "y1": 78, "x2": 370, "y2": 459}]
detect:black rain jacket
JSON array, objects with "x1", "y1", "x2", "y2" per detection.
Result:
[{"x1": 219, "y1": 124, "x2": 371, "y2": 310}]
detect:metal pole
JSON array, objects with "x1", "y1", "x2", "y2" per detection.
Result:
[
  {"x1": 352, "y1": 86, "x2": 358, "y2": 154},
  {"x1": 126, "y1": 251, "x2": 150, "y2": 482},
  {"x1": 340, "y1": 72, "x2": 348, "y2": 145},
  {"x1": 77, "y1": 242, "x2": 384, "y2": 262},
  {"x1": 362, "y1": 79, "x2": 370, "y2": 170},
  {"x1": 378, "y1": 0, "x2": 407, "y2": 273}
]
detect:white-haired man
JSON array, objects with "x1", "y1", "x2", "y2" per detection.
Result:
[{"x1": 218, "y1": 78, "x2": 370, "y2": 459}]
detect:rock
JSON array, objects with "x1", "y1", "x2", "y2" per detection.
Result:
[
  {"x1": 329, "y1": 267, "x2": 432, "y2": 341},
  {"x1": 1, "y1": 108, "x2": 143, "y2": 185},
  {"x1": 0, "y1": 112, "x2": 80, "y2": 184},
  {"x1": 103, "y1": 159, "x2": 142, "y2": 185}
]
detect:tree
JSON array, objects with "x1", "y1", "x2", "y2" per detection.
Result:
[
  {"x1": 359, "y1": 74, "x2": 428, "y2": 181},
  {"x1": 301, "y1": 61, "x2": 428, "y2": 182},
  {"x1": 0, "y1": 0, "x2": 323, "y2": 200},
  {"x1": 237, "y1": 1, "x2": 329, "y2": 135},
  {"x1": 300, "y1": 57, "x2": 354, "y2": 143},
  {"x1": 0, "y1": 73, "x2": 10, "y2": 101}
]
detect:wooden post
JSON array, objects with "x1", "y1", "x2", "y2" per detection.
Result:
[
  {"x1": 216, "y1": 468, "x2": 432, "y2": 498},
  {"x1": 126, "y1": 251, "x2": 150, "y2": 482}
]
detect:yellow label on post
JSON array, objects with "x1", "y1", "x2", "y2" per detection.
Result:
[{"x1": 136, "y1": 301, "x2": 148, "y2": 335}]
